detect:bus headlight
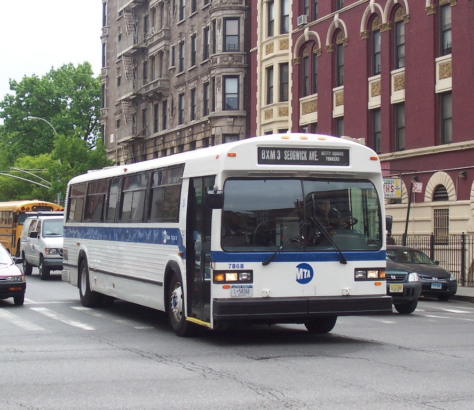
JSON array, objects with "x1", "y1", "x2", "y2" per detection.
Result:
[
  {"x1": 213, "y1": 270, "x2": 253, "y2": 284},
  {"x1": 355, "y1": 269, "x2": 385, "y2": 281}
]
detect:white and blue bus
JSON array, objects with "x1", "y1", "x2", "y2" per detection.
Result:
[{"x1": 63, "y1": 134, "x2": 392, "y2": 336}]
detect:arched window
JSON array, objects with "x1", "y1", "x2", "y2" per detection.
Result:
[
  {"x1": 335, "y1": 31, "x2": 344, "y2": 87},
  {"x1": 439, "y1": 2, "x2": 452, "y2": 56},
  {"x1": 302, "y1": 48, "x2": 309, "y2": 97},
  {"x1": 370, "y1": 16, "x2": 381, "y2": 76},
  {"x1": 301, "y1": 44, "x2": 319, "y2": 97},
  {"x1": 433, "y1": 185, "x2": 449, "y2": 201},
  {"x1": 393, "y1": 7, "x2": 405, "y2": 69}
]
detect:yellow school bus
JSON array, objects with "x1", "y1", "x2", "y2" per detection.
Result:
[{"x1": 0, "y1": 200, "x2": 63, "y2": 256}]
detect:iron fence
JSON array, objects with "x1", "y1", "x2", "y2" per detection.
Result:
[{"x1": 390, "y1": 234, "x2": 474, "y2": 287}]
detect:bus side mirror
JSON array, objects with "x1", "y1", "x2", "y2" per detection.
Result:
[
  {"x1": 385, "y1": 215, "x2": 393, "y2": 233},
  {"x1": 206, "y1": 191, "x2": 224, "y2": 209}
]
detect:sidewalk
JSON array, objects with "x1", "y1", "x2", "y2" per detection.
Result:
[{"x1": 452, "y1": 286, "x2": 474, "y2": 304}]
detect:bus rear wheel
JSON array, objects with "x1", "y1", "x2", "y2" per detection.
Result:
[
  {"x1": 304, "y1": 316, "x2": 337, "y2": 334},
  {"x1": 168, "y1": 271, "x2": 195, "y2": 337},
  {"x1": 79, "y1": 259, "x2": 100, "y2": 307}
]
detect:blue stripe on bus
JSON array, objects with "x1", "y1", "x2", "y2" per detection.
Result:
[
  {"x1": 64, "y1": 226, "x2": 186, "y2": 255},
  {"x1": 211, "y1": 250, "x2": 386, "y2": 263}
]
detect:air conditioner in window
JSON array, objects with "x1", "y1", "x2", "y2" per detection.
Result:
[
  {"x1": 297, "y1": 15, "x2": 308, "y2": 26},
  {"x1": 150, "y1": 27, "x2": 155, "y2": 35}
]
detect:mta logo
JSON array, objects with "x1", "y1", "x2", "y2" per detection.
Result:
[{"x1": 296, "y1": 263, "x2": 314, "y2": 284}]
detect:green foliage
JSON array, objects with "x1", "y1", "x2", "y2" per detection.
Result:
[{"x1": 0, "y1": 62, "x2": 113, "y2": 202}]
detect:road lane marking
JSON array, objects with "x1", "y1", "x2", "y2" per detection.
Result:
[
  {"x1": 31, "y1": 307, "x2": 95, "y2": 330},
  {"x1": 0, "y1": 309, "x2": 45, "y2": 331},
  {"x1": 441, "y1": 309, "x2": 471, "y2": 314}
]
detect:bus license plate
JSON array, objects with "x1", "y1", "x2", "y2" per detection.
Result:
[
  {"x1": 431, "y1": 282, "x2": 442, "y2": 290},
  {"x1": 390, "y1": 284, "x2": 403, "y2": 293},
  {"x1": 231, "y1": 285, "x2": 253, "y2": 297}
]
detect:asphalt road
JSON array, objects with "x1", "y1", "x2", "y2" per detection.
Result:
[{"x1": 1, "y1": 269, "x2": 474, "y2": 410}]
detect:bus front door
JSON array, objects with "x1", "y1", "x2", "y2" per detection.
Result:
[{"x1": 186, "y1": 177, "x2": 214, "y2": 325}]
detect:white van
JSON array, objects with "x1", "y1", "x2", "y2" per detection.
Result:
[{"x1": 21, "y1": 212, "x2": 64, "y2": 280}]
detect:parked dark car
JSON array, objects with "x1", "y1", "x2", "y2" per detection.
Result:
[
  {"x1": 386, "y1": 258, "x2": 421, "y2": 314},
  {"x1": 0, "y1": 244, "x2": 26, "y2": 305},
  {"x1": 387, "y1": 245, "x2": 458, "y2": 301}
]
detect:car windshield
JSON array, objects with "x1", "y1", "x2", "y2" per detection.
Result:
[
  {"x1": 221, "y1": 178, "x2": 382, "y2": 252},
  {"x1": 387, "y1": 249, "x2": 434, "y2": 264},
  {"x1": 43, "y1": 220, "x2": 64, "y2": 237}
]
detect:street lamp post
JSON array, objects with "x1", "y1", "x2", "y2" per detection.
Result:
[{"x1": 25, "y1": 116, "x2": 61, "y2": 205}]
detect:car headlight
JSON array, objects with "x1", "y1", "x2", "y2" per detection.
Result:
[
  {"x1": 450, "y1": 273, "x2": 456, "y2": 281},
  {"x1": 45, "y1": 248, "x2": 61, "y2": 255},
  {"x1": 408, "y1": 272, "x2": 419, "y2": 282},
  {"x1": 6, "y1": 275, "x2": 25, "y2": 282}
]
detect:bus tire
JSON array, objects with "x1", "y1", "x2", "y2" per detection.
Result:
[
  {"x1": 168, "y1": 270, "x2": 195, "y2": 337},
  {"x1": 304, "y1": 316, "x2": 337, "y2": 334},
  {"x1": 22, "y1": 254, "x2": 33, "y2": 276},
  {"x1": 39, "y1": 256, "x2": 50, "y2": 280},
  {"x1": 79, "y1": 259, "x2": 100, "y2": 307}
]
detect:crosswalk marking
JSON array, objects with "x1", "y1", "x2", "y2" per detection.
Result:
[
  {"x1": 30, "y1": 307, "x2": 95, "y2": 330},
  {"x1": 0, "y1": 309, "x2": 45, "y2": 331}
]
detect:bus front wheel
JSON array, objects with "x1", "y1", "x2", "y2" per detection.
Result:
[
  {"x1": 304, "y1": 316, "x2": 337, "y2": 334},
  {"x1": 79, "y1": 259, "x2": 100, "y2": 308},
  {"x1": 168, "y1": 271, "x2": 195, "y2": 337}
]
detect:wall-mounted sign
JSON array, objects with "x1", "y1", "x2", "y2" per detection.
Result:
[{"x1": 383, "y1": 178, "x2": 402, "y2": 199}]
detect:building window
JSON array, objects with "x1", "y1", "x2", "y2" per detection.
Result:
[
  {"x1": 279, "y1": 63, "x2": 289, "y2": 102},
  {"x1": 191, "y1": 89, "x2": 196, "y2": 121},
  {"x1": 191, "y1": 35, "x2": 197, "y2": 66},
  {"x1": 223, "y1": 76, "x2": 239, "y2": 110},
  {"x1": 102, "y1": 2, "x2": 107, "y2": 27},
  {"x1": 101, "y1": 84, "x2": 106, "y2": 108},
  {"x1": 203, "y1": 27, "x2": 210, "y2": 60},
  {"x1": 303, "y1": 0, "x2": 309, "y2": 16},
  {"x1": 394, "y1": 14, "x2": 405, "y2": 69},
  {"x1": 171, "y1": 46, "x2": 175, "y2": 67},
  {"x1": 179, "y1": 42, "x2": 185, "y2": 72},
  {"x1": 102, "y1": 42, "x2": 106, "y2": 68},
  {"x1": 335, "y1": 117, "x2": 344, "y2": 137},
  {"x1": 440, "y1": 92, "x2": 452, "y2": 144},
  {"x1": 179, "y1": 0, "x2": 185, "y2": 21},
  {"x1": 371, "y1": 28, "x2": 381, "y2": 76},
  {"x1": 312, "y1": 50, "x2": 318, "y2": 94},
  {"x1": 302, "y1": 51, "x2": 309, "y2": 97},
  {"x1": 311, "y1": 122, "x2": 318, "y2": 133},
  {"x1": 211, "y1": 77, "x2": 216, "y2": 112},
  {"x1": 153, "y1": 103, "x2": 159, "y2": 133},
  {"x1": 162, "y1": 100, "x2": 168, "y2": 130},
  {"x1": 335, "y1": 33, "x2": 344, "y2": 87},
  {"x1": 224, "y1": 18, "x2": 239, "y2": 52},
  {"x1": 434, "y1": 208, "x2": 449, "y2": 245},
  {"x1": 151, "y1": 56, "x2": 155, "y2": 81},
  {"x1": 203, "y1": 82, "x2": 210, "y2": 116},
  {"x1": 372, "y1": 108, "x2": 381, "y2": 154},
  {"x1": 312, "y1": 0, "x2": 318, "y2": 21},
  {"x1": 223, "y1": 134, "x2": 239, "y2": 143},
  {"x1": 439, "y1": 4, "x2": 452, "y2": 56},
  {"x1": 191, "y1": 0, "x2": 197, "y2": 13},
  {"x1": 178, "y1": 94, "x2": 185, "y2": 125},
  {"x1": 144, "y1": 15, "x2": 149, "y2": 37},
  {"x1": 266, "y1": 66, "x2": 274, "y2": 105},
  {"x1": 142, "y1": 108, "x2": 147, "y2": 136},
  {"x1": 143, "y1": 61, "x2": 148, "y2": 85},
  {"x1": 268, "y1": 1, "x2": 274, "y2": 38},
  {"x1": 212, "y1": 20, "x2": 217, "y2": 54},
  {"x1": 280, "y1": 0, "x2": 289, "y2": 34},
  {"x1": 335, "y1": 0, "x2": 344, "y2": 11},
  {"x1": 395, "y1": 103, "x2": 405, "y2": 151}
]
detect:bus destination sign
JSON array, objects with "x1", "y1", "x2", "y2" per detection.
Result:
[{"x1": 258, "y1": 147, "x2": 350, "y2": 166}]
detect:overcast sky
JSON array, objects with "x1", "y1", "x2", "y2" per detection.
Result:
[{"x1": 0, "y1": 0, "x2": 102, "y2": 102}]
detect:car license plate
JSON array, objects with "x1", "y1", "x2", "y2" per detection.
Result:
[
  {"x1": 431, "y1": 282, "x2": 442, "y2": 290},
  {"x1": 389, "y1": 284, "x2": 403, "y2": 293},
  {"x1": 231, "y1": 285, "x2": 253, "y2": 297}
]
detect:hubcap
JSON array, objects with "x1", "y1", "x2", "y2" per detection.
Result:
[
  {"x1": 170, "y1": 282, "x2": 183, "y2": 322},
  {"x1": 80, "y1": 268, "x2": 87, "y2": 296}
]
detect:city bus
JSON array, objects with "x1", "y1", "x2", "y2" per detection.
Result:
[
  {"x1": 63, "y1": 134, "x2": 392, "y2": 336},
  {"x1": 0, "y1": 200, "x2": 63, "y2": 257}
]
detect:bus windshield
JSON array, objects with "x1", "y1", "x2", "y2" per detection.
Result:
[{"x1": 221, "y1": 178, "x2": 382, "y2": 252}]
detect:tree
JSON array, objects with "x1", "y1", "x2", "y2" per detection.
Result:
[
  {"x1": 0, "y1": 62, "x2": 113, "y2": 202},
  {"x1": 0, "y1": 62, "x2": 102, "y2": 163}
]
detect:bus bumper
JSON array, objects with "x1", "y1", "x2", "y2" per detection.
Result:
[{"x1": 213, "y1": 295, "x2": 393, "y2": 322}]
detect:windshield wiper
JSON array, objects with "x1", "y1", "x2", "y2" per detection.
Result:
[
  {"x1": 311, "y1": 194, "x2": 347, "y2": 265},
  {"x1": 262, "y1": 221, "x2": 306, "y2": 266}
]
